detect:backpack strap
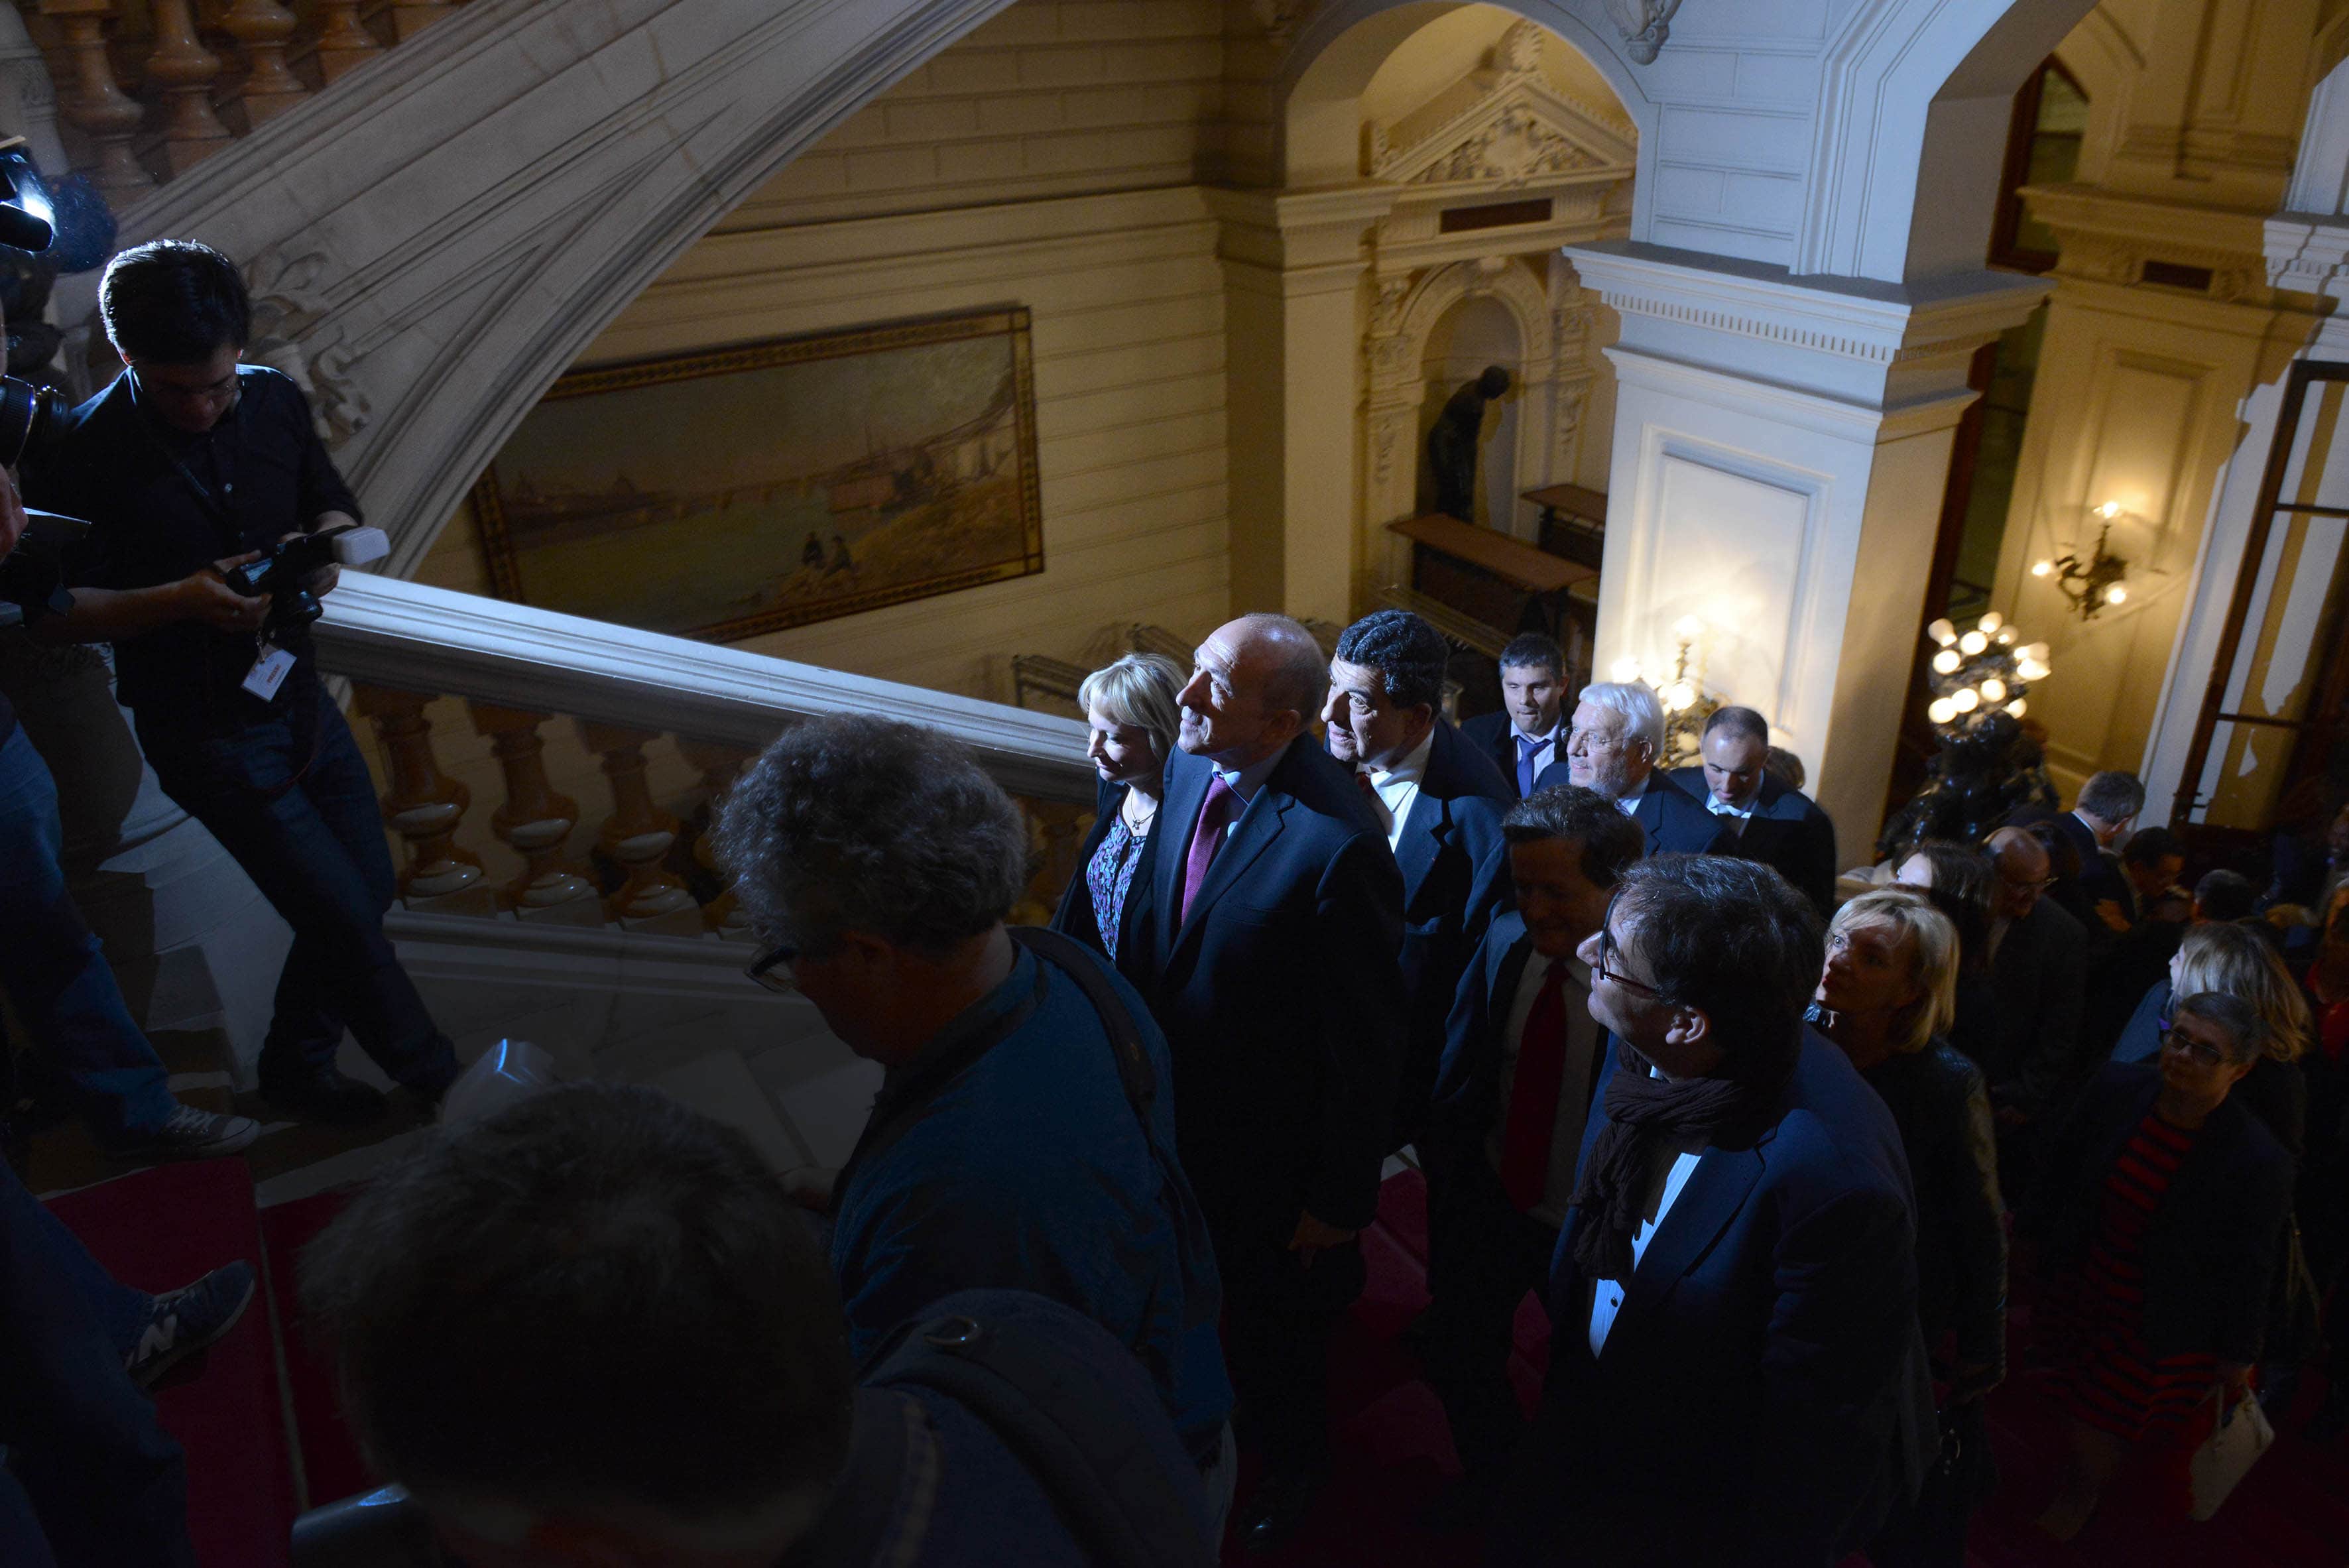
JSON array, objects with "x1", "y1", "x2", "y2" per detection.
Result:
[
  {"x1": 866, "y1": 1311, "x2": 1215, "y2": 1568},
  {"x1": 1008, "y1": 925, "x2": 1155, "y2": 1121}
]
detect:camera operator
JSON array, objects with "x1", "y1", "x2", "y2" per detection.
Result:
[{"x1": 22, "y1": 240, "x2": 457, "y2": 1125}]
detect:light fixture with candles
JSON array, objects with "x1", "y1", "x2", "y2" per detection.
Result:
[
  {"x1": 1921, "y1": 610, "x2": 2047, "y2": 737},
  {"x1": 1649, "y1": 615, "x2": 1718, "y2": 765},
  {"x1": 2031, "y1": 500, "x2": 2134, "y2": 622}
]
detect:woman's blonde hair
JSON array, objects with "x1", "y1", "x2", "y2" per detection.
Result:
[
  {"x1": 1077, "y1": 652, "x2": 1185, "y2": 768},
  {"x1": 1827, "y1": 888, "x2": 1959, "y2": 1055},
  {"x1": 2173, "y1": 922, "x2": 2313, "y2": 1062}
]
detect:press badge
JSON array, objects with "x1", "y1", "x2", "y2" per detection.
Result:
[{"x1": 241, "y1": 642, "x2": 295, "y2": 702}]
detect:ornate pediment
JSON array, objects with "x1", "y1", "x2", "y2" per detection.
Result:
[{"x1": 1366, "y1": 21, "x2": 1636, "y2": 189}]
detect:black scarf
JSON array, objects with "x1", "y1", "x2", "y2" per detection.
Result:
[{"x1": 1567, "y1": 1036, "x2": 1796, "y2": 1284}]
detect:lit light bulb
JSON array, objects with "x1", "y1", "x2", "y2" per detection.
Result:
[
  {"x1": 1959, "y1": 631, "x2": 1988, "y2": 656},
  {"x1": 1927, "y1": 618, "x2": 1957, "y2": 646},
  {"x1": 1927, "y1": 699, "x2": 1957, "y2": 726},
  {"x1": 2104, "y1": 584, "x2": 2128, "y2": 605},
  {"x1": 1978, "y1": 612, "x2": 2004, "y2": 634},
  {"x1": 2094, "y1": 500, "x2": 2124, "y2": 520},
  {"x1": 1610, "y1": 656, "x2": 1643, "y2": 684},
  {"x1": 1661, "y1": 680, "x2": 1697, "y2": 713},
  {"x1": 1932, "y1": 649, "x2": 1961, "y2": 675},
  {"x1": 2016, "y1": 658, "x2": 2051, "y2": 682},
  {"x1": 2031, "y1": 560, "x2": 2054, "y2": 578},
  {"x1": 1671, "y1": 615, "x2": 1705, "y2": 642},
  {"x1": 1996, "y1": 627, "x2": 2017, "y2": 646},
  {"x1": 2020, "y1": 642, "x2": 2049, "y2": 662},
  {"x1": 1952, "y1": 688, "x2": 1980, "y2": 713},
  {"x1": 1980, "y1": 678, "x2": 2006, "y2": 703},
  {"x1": 2006, "y1": 699, "x2": 2027, "y2": 718}
]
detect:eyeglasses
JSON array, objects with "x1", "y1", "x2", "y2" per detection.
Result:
[
  {"x1": 2000, "y1": 873, "x2": 2059, "y2": 893},
  {"x1": 1594, "y1": 889, "x2": 1664, "y2": 1000},
  {"x1": 2159, "y1": 1027, "x2": 2229, "y2": 1068},
  {"x1": 745, "y1": 942, "x2": 799, "y2": 995}
]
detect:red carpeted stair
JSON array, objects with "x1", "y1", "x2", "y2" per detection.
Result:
[{"x1": 45, "y1": 1157, "x2": 296, "y2": 1568}]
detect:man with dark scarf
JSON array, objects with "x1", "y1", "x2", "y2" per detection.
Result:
[{"x1": 1488, "y1": 855, "x2": 1935, "y2": 1568}]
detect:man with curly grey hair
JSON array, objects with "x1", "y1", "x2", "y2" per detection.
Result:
[{"x1": 714, "y1": 714, "x2": 1236, "y2": 1522}]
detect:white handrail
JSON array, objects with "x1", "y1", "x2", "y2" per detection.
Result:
[{"x1": 312, "y1": 573, "x2": 1096, "y2": 803}]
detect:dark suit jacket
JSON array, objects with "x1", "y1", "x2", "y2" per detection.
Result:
[
  {"x1": 1427, "y1": 912, "x2": 1608, "y2": 1169},
  {"x1": 1459, "y1": 709, "x2": 1556, "y2": 800},
  {"x1": 1507, "y1": 1030, "x2": 1932, "y2": 1566},
  {"x1": 1131, "y1": 740, "x2": 1406, "y2": 1236},
  {"x1": 1985, "y1": 897, "x2": 2089, "y2": 1118},
  {"x1": 1670, "y1": 766, "x2": 1840, "y2": 917},
  {"x1": 1050, "y1": 778, "x2": 1155, "y2": 963},
  {"x1": 1526, "y1": 762, "x2": 1717, "y2": 857},
  {"x1": 2024, "y1": 1061, "x2": 2293, "y2": 1362},
  {"x1": 1380, "y1": 720, "x2": 1513, "y2": 1146},
  {"x1": 2051, "y1": 810, "x2": 2132, "y2": 926}
]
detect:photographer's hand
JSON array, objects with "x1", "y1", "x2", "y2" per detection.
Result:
[
  {"x1": 178, "y1": 554, "x2": 270, "y2": 634},
  {"x1": 296, "y1": 510, "x2": 361, "y2": 598},
  {"x1": 27, "y1": 551, "x2": 267, "y2": 644}
]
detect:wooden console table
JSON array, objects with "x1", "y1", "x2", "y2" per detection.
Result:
[
  {"x1": 1522, "y1": 481, "x2": 1608, "y2": 570},
  {"x1": 1386, "y1": 513, "x2": 1595, "y2": 644}
]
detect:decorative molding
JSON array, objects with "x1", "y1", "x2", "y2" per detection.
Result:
[
  {"x1": 312, "y1": 572, "x2": 1095, "y2": 804},
  {"x1": 242, "y1": 247, "x2": 371, "y2": 446},
  {"x1": 2266, "y1": 212, "x2": 2349, "y2": 299},
  {"x1": 1598, "y1": 0, "x2": 1682, "y2": 67},
  {"x1": 1247, "y1": 0, "x2": 1315, "y2": 49},
  {"x1": 1368, "y1": 22, "x2": 1635, "y2": 188}
]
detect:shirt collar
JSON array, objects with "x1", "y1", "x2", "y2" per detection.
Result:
[
  {"x1": 1213, "y1": 737, "x2": 1292, "y2": 802},
  {"x1": 1513, "y1": 718, "x2": 1563, "y2": 747},
  {"x1": 1612, "y1": 771, "x2": 1652, "y2": 815},
  {"x1": 1367, "y1": 725, "x2": 1436, "y2": 790},
  {"x1": 1708, "y1": 790, "x2": 1758, "y2": 819}
]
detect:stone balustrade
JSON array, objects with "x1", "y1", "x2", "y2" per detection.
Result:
[
  {"x1": 21, "y1": 0, "x2": 469, "y2": 189},
  {"x1": 314, "y1": 573, "x2": 1099, "y2": 938}
]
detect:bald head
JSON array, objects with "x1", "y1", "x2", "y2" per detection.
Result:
[
  {"x1": 1985, "y1": 825, "x2": 2051, "y2": 920},
  {"x1": 1177, "y1": 613, "x2": 1329, "y2": 768}
]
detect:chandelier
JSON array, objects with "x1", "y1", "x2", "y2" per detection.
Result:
[{"x1": 1923, "y1": 611, "x2": 2047, "y2": 735}]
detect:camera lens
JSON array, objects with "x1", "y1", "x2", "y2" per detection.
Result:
[{"x1": 0, "y1": 375, "x2": 54, "y2": 467}]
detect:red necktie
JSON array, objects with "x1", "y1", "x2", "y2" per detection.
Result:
[
  {"x1": 1178, "y1": 773, "x2": 1242, "y2": 926},
  {"x1": 1499, "y1": 960, "x2": 1571, "y2": 1212}
]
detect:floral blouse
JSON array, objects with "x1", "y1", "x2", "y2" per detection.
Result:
[{"x1": 1085, "y1": 812, "x2": 1148, "y2": 959}]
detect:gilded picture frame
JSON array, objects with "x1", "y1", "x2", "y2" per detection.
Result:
[{"x1": 470, "y1": 308, "x2": 1045, "y2": 642}]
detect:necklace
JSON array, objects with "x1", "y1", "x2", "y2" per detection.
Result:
[{"x1": 1122, "y1": 793, "x2": 1159, "y2": 833}]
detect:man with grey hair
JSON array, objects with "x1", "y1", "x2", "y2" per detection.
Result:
[
  {"x1": 1533, "y1": 678, "x2": 1715, "y2": 857},
  {"x1": 2062, "y1": 769, "x2": 2147, "y2": 927},
  {"x1": 1134, "y1": 612, "x2": 1406, "y2": 1551},
  {"x1": 713, "y1": 713, "x2": 1236, "y2": 1519}
]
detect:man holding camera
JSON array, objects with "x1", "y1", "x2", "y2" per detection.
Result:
[{"x1": 23, "y1": 240, "x2": 457, "y2": 1124}]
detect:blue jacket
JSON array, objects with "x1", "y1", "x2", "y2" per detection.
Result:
[
  {"x1": 1459, "y1": 708, "x2": 1554, "y2": 799},
  {"x1": 1498, "y1": 1030, "x2": 1933, "y2": 1567},
  {"x1": 1669, "y1": 765, "x2": 1840, "y2": 917},
  {"x1": 1529, "y1": 761, "x2": 1717, "y2": 857},
  {"x1": 1132, "y1": 739, "x2": 1406, "y2": 1233},
  {"x1": 827, "y1": 945, "x2": 1233, "y2": 1450}
]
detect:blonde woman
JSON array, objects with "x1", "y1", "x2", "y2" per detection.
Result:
[
  {"x1": 1812, "y1": 890, "x2": 2008, "y2": 1566},
  {"x1": 1050, "y1": 652, "x2": 1185, "y2": 966},
  {"x1": 2110, "y1": 920, "x2": 2311, "y2": 1160}
]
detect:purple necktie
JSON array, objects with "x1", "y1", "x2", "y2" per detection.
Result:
[{"x1": 1179, "y1": 773, "x2": 1242, "y2": 926}]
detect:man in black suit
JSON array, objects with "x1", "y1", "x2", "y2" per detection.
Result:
[
  {"x1": 1134, "y1": 612, "x2": 1407, "y2": 1551},
  {"x1": 1324, "y1": 609, "x2": 1513, "y2": 1149},
  {"x1": 1530, "y1": 678, "x2": 1715, "y2": 856},
  {"x1": 1491, "y1": 855, "x2": 1931, "y2": 1567},
  {"x1": 1671, "y1": 705, "x2": 1840, "y2": 917},
  {"x1": 1980, "y1": 826, "x2": 2089, "y2": 1186},
  {"x1": 2057, "y1": 770, "x2": 2145, "y2": 930},
  {"x1": 1459, "y1": 633, "x2": 1568, "y2": 799},
  {"x1": 1419, "y1": 785, "x2": 1640, "y2": 1526}
]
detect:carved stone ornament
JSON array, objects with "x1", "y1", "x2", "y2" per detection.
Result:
[
  {"x1": 1602, "y1": 0, "x2": 1683, "y2": 66},
  {"x1": 241, "y1": 247, "x2": 371, "y2": 447},
  {"x1": 1248, "y1": 0, "x2": 1315, "y2": 46},
  {"x1": 1413, "y1": 104, "x2": 1600, "y2": 186}
]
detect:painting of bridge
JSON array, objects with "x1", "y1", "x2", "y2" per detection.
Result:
[{"x1": 470, "y1": 308, "x2": 1045, "y2": 640}]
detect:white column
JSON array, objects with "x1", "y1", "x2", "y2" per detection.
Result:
[{"x1": 1566, "y1": 241, "x2": 2048, "y2": 869}]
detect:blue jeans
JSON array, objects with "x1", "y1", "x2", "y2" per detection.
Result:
[
  {"x1": 0, "y1": 1160, "x2": 194, "y2": 1567},
  {"x1": 133, "y1": 670, "x2": 455, "y2": 1094},
  {"x1": 0, "y1": 726, "x2": 178, "y2": 1140}
]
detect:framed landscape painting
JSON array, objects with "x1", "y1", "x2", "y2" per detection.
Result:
[{"x1": 471, "y1": 308, "x2": 1045, "y2": 641}]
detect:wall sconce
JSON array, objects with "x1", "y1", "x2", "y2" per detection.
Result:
[
  {"x1": 1923, "y1": 611, "x2": 2046, "y2": 735},
  {"x1": 2031, "y1": 501, "x2": 2133, "y2": 621},
  {"x1": 1614, "y1": 615, "x2": 1720, "y2": 764}
]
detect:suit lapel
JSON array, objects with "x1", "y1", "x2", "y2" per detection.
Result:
[
  {"x1": 1610, "y1": 1139, "x2": 1769, "y2": 1349},
  {"x1": 1169, "y1": 786, "x2": 1288, "y2": 957},
  {"x1": 1153, "y1": 756, "x2": 1210, "y2": 967},
  {"x1": 1396, "y1": 790, "x2": 1446, "y2": 903},
  {"x1": 1634, "y1": 783, "x2": 1667, "y2": 856}
]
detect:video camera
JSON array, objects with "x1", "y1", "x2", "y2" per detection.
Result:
[
  {"x1": 0, "y1": 507, "x2": 87, "y2": 629},
  {"x1": 225, "y1": 524, "x2": 391, "y2": 636}
]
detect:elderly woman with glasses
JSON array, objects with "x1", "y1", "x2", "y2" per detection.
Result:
[
  {"x1": 2108, "y1": 920, "x2": 2312, "y2": 1162},
  {"x1": 2021, "y1": 991, "x2": 2297, "y2": 1540},
  {"x1": 1811, "y1": 889, "x2": 2007, "y2": 1566}
]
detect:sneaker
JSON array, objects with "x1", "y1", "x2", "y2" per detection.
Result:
[
  {"x1": 259, "y1": 1065, "x2": 387, "y2": 1126},
  {"x1": 109, "y1": 1103, "x2": 261, "y2": 1160},
  {"x1": 125, "y1": 1260, "x2": 257, "y2": 1389}
]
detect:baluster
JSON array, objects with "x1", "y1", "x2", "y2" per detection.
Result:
[
  {"x1": 577, "y1": 721, "x2": 700, "y2": 931},
  {"x1": 219, "y1": 0, "x2": 307, "y2": 125},
  {"x1": 310, "y1": 1, "x2": 381, "y2": 82},
  {"x1": 676, "y1": 738, "x2": 756, "y2": 938},
  {"x1": 1014, "y1": 795, "x2": 1088, "y2": 926},
  {"x1": 354, "y1": 685, "x2": 493, "y2": 913},
  {"x1": 40, "y1": 0, "x2": 152, "y2": 196},
  {"x1": 145, "y1": 0, "x2": 234, "y2": 174},
  {"x1": 388, "y1": 1, "x2": 458, "y2": 42},
  {"x1": 468, "y1": 703, "x2": 599, "y2": 924}
]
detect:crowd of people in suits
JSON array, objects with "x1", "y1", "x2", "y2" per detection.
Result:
[{"x1": 235, "y1": 607, "x2": 2340, "y2": 1568}]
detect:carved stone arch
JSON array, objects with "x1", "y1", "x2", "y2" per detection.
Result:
[
  {"x1": 103, "y1": 0, "x2": 1021, "y2": 577},
  {"x1": 1394, "y1": 257, "x2": 1556, "y2": 391}
]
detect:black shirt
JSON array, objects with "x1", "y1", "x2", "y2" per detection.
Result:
[{"x1": 21, "y1": 366, "x2": 360, "y2": 723}]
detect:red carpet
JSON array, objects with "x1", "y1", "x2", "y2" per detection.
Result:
[
  {"x1": 256, "y1": 1169, "x2": 2349, "y2": 1565},
  {"x1": 46, "y1": 1157, "x2": 295, "y2": 1568}
]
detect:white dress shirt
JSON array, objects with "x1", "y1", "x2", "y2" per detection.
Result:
[
  {"x1": 1706, "y1": 789, "x2": 1758, "y2": 837},
  {"x1": 1587, "y1": 1108, "x2": 1707, "y2": 1357},
  {"x1": 1486, "y1": 953, "x2": 1600, "y2": 1227},
  {"x1": 1612, "y1": 771, "x2": 1653, "y2": 816},
  {"x1": 1207, "y1": 739, "x2": 1291, "y2": 844},
  {"x1": 1361, "y1": 726, "x2": 1435, "y2": 853},
  {"x1": 1512, "y1": 721, "x2": 1563, "y2": 784}
]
